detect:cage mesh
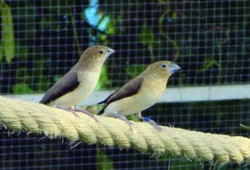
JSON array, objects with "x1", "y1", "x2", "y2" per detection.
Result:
[{"x1": 0, "y1": 0, "x2": 249, "y2": 169}]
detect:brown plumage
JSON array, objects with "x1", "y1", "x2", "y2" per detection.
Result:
[
  {"x1": 98, "y1": 61, "x2": 180, "y2": 130},
  {"x1": 40, "y1": 45, "x2": 115, "y2": 116}
]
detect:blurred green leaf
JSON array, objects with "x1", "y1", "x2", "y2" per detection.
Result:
[
  {"x1": 1, "y1": 1, "x2": 15, "y2": 63},
  {"x1": 240, "y1": 124, "x2": 250, "y2": 131},
  {"x1": 126, "y1": 114, "x2": 140, "y2": 122},
  {"x1": 125, "y1": 64, "x2": 147, "y2": 78},
  {"x1": 0, "y1": 43, "x2": 2, "y2": 63},
  {"x1": 15, "y1": 43, "x2": 29, "y2": 61},
  {"x1": 12, "y1": 83, "x2": 33, "y2": 94},
  {"x1": 36, "y1": 77, "x2": 51, "y2": 91},
  {"x1": 34, "y1": 61, "x2": 51, "y2": 91},
  {"x1": 99, "y1": 18, "x2": 116, "y2": 43},
  {"x1": 158, "y1": 155, "x2": 204, "y2": 170},
  {"x1": 96, "y1": 145, "x2": 114, "y2": 170},
  {"x1": 171, "y1": 12, "x2": 178, "y2": 19},
  {"x1": 201, "y1": 56, "x2": 220, "y2": 71},
  {"x1": 139, "y1": 22, "x2": 154, "y2": 47},
  {"x1": 40, "y1": 17, "x2": 52, "y2": 30},
  {"x1": 16, "y1": 67, "x2": 31, "y2": 82},
  {"x1": 106, "y1": 17, "x2": 116, "y2": 35}
]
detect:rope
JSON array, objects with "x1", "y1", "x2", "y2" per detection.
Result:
[{"x1": 0, "y1": 96, "x2": 250, "y2": 164}]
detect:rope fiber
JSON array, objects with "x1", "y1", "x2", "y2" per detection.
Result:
[{"x1": 0, "y1": 96, "x2": 250, "y2": 164}]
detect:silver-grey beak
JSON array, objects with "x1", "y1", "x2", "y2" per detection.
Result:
[
  {"x1": 107, "y1": 47, "x2": 115, "y2": 56},
  {"x1": 170, "y1": 63, "x2": 181, "y2": 73}
]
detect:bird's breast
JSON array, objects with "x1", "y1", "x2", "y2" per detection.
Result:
[
  {"x1": 52, "y1": 71, "x2": 100, "y2": 107},
  {"x1": 103, "y1": 79, "x2": 166, "y2": 116}
]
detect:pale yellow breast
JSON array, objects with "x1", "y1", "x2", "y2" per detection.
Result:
[
  {"x1": 51, "y1": 71, "x2": 100, "y2": 107},
  {"x1": 103, "y1": 78, "x2": 166, "y2": 116}
]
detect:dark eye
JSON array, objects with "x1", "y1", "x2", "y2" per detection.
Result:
[
  {"x1": 99, "y1": 49, "x2": 104, "y2": 54},
  {"x1": 161, "y1": 64, "x2": 167, "y2": 68}
]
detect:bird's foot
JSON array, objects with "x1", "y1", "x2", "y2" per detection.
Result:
[
  {"x1": 140, "y1": 116, "x2": 162, "y2": 131},
  {"x1": 73, "y1": 108, "x2": 99, "y2": 122},
  {"x1": 56, "y1": 106, "x2": 79, "y2": 117},
  {"x1": 114, "y1": 113, "x2": 133, "y2": 133},
  {"x1": 56, "y1": 106, "x2": 98, "y2": 122}
]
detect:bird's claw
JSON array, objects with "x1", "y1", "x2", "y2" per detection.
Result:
[
  {"x1": 114, "y1": 113, "x2": 133, "y2": 133},
  {"x1": 125, "y1": 121, "x2": 133, "y2": 133},
  {"x1": 56, "y1": 106, "x2": 80, "y2": 117},
  {"x1": 56, "y1": 106, "x2": 99, "y2": 122},
  {"x1": 73, "y1": 108, "x2": 99, "y2": 123},
  {"x1": 141, "y1": 117, "x2": 162, "y2": 131}
]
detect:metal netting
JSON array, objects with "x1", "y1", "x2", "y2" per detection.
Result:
[{"x1": 0, "y1": 0, "x2": 249, "y2": 169}]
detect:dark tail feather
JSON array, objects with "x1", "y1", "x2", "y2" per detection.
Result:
[
  {"x1": 97, "y1": 101, "x2": 107, "y2": 115},
  {"x1": 97, "y1": 101, "x2": 103, "y2": 105},
  {"x1": 39, "y1": 99, "x2": 47, "y2": 104},
  {"x1": 97, "y1": 98, "x2": 106, "y2": 115},
  {"x1": 97, "y1": 98, "x2": 107, "y2": 105}
]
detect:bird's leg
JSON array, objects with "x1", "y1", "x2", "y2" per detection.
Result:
[
  {"x1": 56, "y1": 106, "x2": 79, "y2": 117},
  {"x1": 114, "y1": 113, "x2": 133, "y2": 132},
  {"x1": 56, "y1": 106, "x2": 98, "y2": 122},
  {"x1": 135, "y1": 112, "x2": 162, "y2": 131},
  {"x1": 73, "y1": 107, "x2": 99, "y2": 122}
]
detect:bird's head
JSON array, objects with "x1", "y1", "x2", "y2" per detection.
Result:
[
  {"x1": 79, "y1": 45, "x2": 115, "y2": 68},
  {"x1": 143, "y1": 61, "x2": 181, "y2": 80}
]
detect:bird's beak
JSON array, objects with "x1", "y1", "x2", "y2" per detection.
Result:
[
  {"x1": 170, "y1": 63, "x2": 181, "y2": 73},
  {"x1": 107, "y1": 48, "x2": 115, "y2": 56}
]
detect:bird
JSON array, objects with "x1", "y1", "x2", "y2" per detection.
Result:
[
  {"x1": 40, "y1": 45, "x2": 115, "y2": 118},
  {"x1": 97, "y1": 60, "x2": 181, "y2": 131}
]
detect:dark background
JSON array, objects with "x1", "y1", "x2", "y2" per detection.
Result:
[{"x1": 0, "y1": 0, "x2": 249, "y2": 169}]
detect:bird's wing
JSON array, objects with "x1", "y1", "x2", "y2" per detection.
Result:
[
  {"x1": 97, "y1": 77, "x2": 144, "y2": 113},
  {"x1": 40, "y1": 71, "x2": 80, "y2": 104}
]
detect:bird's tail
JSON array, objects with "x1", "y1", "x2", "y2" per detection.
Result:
[
  {"x1": 97, "y1": 102, "x2": 108, "y2": 115},
  {"x1": 97, "y1": 99, "x2": 107, "y2": 115}
]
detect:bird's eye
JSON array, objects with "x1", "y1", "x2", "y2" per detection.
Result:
[
  {"x1": 99, "y1": 49, "x2": 104, "y2": 54},
  {"x1": 161, "y1": 64, "x2": 167, "y2": 68}
]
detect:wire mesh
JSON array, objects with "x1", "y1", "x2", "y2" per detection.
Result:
[{"x1": 0, "y1": 0, "x2": 249, "y2": 169}]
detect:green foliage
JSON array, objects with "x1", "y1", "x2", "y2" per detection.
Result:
[
  {"x1": 139, "y1": 22, "x2": 155, "y2": 61},
  {"x1": 126, "y1": 114, "x2": 140, "y2": 122},
  {"x1": 240, "y1": 124, "x2": 250, "y2": 131},
  {"x1": 201, "y1": 56, "x2": 221, "y2": 71},
  {"x1": 12, "y1": 83, "x2": 32, "y2": 94},
  {"x1": 33, "y1": 61, "x2": 51, "y2": 91},
  {"x1": 16, "y1": 67, "x2": 30, "y2": 82},
  {"x1": 125, "y1": 64, "x2": 147, "y2": 78},
  {"x1": 171, "y1": 12, "x2": 178, "y2": 19},
  {"x1": 217, "y1": 162, "x2": 250, "y2": 169},
  {"x1": 99, "y1": 17, "x2": 116, "y2": 44},
  {"x1": 0, "y1": 1, "x2": 250, "y2": 169},
  {"x1": 1, "y1": 1, "x2": 15, "y2": 63},
  {"x1": 139, "y1": 22, "x2": 155, "y2": 47},
  {"x1": 96, "y1": 145, "x2": 114, "y2": 170},
  {"x1": 15, "y1": 43, "x2": 30, "y2": 61},
  {"x1": 159, "y1": 156, "x2": 204, "y2": 170}
]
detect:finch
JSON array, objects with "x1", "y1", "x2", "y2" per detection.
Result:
[
  {"x1": 40, "y1": 45, "x2": 115, "y2": 117},
  {"x1": 98, "y1": 61, "x2": 180, "y2": 130}
]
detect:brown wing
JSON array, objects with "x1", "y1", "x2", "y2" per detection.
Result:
[
  {"x1": 40, "y1": 71, "x2": 80, "y2": 104},
  {"x1": 98, "y1": 77, "x2": 144, "y2": 114}
]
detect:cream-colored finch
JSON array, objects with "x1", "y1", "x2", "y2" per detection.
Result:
[
  {"x1": 98, "y1": 61, "x2": 180, "y2": 130},
  {"x1": 40, "y1": 45, "x2": 115, "y2": 117}
]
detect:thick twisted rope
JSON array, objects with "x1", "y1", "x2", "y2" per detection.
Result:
[{"x1": 0, "y1": 96, "x2": 249, "y2": 164}]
